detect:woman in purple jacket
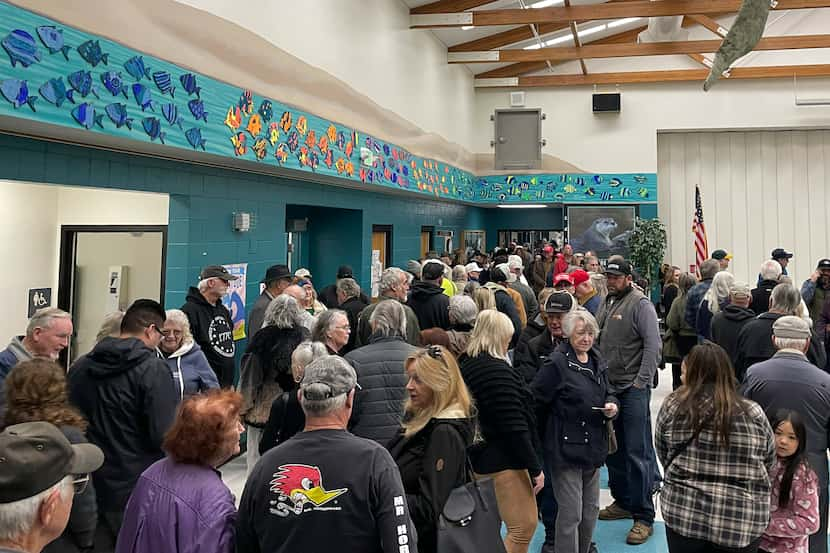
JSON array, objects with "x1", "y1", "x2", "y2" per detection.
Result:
[{"x1": 117, "y1": 389, "x2": 244, "y2": 553}]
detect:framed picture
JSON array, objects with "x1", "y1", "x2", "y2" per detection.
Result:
[
  {"x1": 462, "y1": 230, "x2": 485, "y2": 258},
  {"x1": 566, "y1": 206, "x2": 636, "y2": 259}
]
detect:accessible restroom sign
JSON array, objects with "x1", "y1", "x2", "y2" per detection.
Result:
[{"x1": 27, "y1": 288, "x2": 51, "y2": 317}]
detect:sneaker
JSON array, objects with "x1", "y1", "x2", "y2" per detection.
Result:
[
  {"x1": 626, "y1": 521, "x2": 654, "y2": 545},
  {"x1": 598, "y1": 501, "x2": 632, "y2": 520}
]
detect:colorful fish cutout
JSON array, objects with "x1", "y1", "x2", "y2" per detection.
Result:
[
  {"x1": 0, "y1": 80, "x2": 37, "y2": 111},
  {"x1": 131, "y1": 83, "x2": 155, "y2": 112},
  {"x1": 77, "y1": 40, "x2": 108, "y2": 67},
  {"x1": 246, "y1": 114, "x2": 262, "y2": 138},
  {"x1": 124, "y1": 56, "x2": 151, "y2": 81},
  {"x1": 633, "y1": 175, "x2": 648, "y2": 184},
  {"x1": 100, "y1": 71, "x2": 128, "y2": 98},
  {"x1": 252, "y1": 138, "x2": 268, "y2": 160},
  {"x1": 258, "y1": 100, "x2": 273, "y2": 122},
  {"x1": 161, "y1": 103, "x2": 183, "y2": 129},
  {"x1": 186, "y1": 99, "x2": 208, "y2": 123},
  {"x1": 637, "y1": 188, "x2": 649, "y2": 198},
  {"x1": 231, "y1": 132, "x2": 247, "y2": 156},
  {"x1": 279, "y1": 111, "x2": 292, "y2": 133},
  {"x1": 609, "y1": 177, "x2": 622, "y2": 187},
  {"x1": 72, "y1": 103, "x2": 103, "y2": 129},
  {"x1": 225, "y1": 106, "x2": 242, "y2": 130},
  {"x1": 238, "y1": 90, "x2": 253, "y2": 115},
  {"x1": 38, "y1": 78, "x2": 73, "y2": 108},
  {"x1": 105, "y1": 103, "x2": 133, "y2": 130},
  {"x1": 68, "y1": 70, "x2": 99, "y2": 99},
  {"x1": 274, "y1": 143, "x2": 288, "y2": 164},
  {"x1": 286, "y1": 131, "x2": 299, "y2": 152},
  {"x1": 141, "y1": 117, "x2": 165, "y2": 143},
  {"x1": 327, "y1": 125, "x2": 337, "y2": 144},
  {"x1": 179, "y1": 74, "x2": 200, "y2": 98},
  {"x1": 152, "y1": 71, "x2": 175, "y2": 97},
  {"x1": 296, "y1": 116, "x2": 307, "y2": 136},
  {"x1": 267, "y1": 122, "x2": 279, "y2": 146},
  {"x1": 36, "y1": 26, "x2": 70, "y2": 60},
  {"x1": 185, "y1": 127, "x2": 206, "y2": 150},
  {"x1": 2, "y1": 30, "x2": 41, "y2": 68},
  {"x1": 318, "y1": 135, "x2": 328, "y2": 154},
  {"x1": 305, "y1": 130, "x2": 316, "y2": 149}
]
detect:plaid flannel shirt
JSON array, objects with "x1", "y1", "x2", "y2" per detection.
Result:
[{"x1": 656, "y1": 393, "x2": 775, "y2": 548}]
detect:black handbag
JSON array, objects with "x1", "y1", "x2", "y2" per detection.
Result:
[{"x1": 436, "y1": 461, "x2": 506, "y2": 553}]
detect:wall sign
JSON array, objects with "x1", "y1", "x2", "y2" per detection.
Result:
[{"x1": 27, "y1": 287, "x2": 51, "y2": 317}]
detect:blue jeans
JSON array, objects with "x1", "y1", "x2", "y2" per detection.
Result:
[{"x1": 606, "y1": 385, "x2": 657, "y2": 524}]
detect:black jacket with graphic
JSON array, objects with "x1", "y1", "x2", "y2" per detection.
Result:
[
  {"x1": 181, "y1": 287, "x2": 236, "y2": 387},
  {"x1": 407, "y1": 281, "x2": 450, "y2": 331}
]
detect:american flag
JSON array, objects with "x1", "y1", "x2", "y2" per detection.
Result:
[{"x1": 692, "y1": 185, "x2": 708, "y2": 272}]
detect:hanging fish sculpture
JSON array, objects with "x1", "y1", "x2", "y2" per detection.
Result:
[{"x1": 703, "y1": 0, "x2": 772, "y2": 91}]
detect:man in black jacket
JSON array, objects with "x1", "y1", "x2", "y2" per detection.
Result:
[
  {"x1": 751, "y1": 259, "x2": 783, "y2": 315},
  {"x1": 407, "y1": 260, "x2": 450, "y2": 330},
  {"x1": 68, "y1": 299, "x2": 178, "y2": 546},
  {"x1": 318, "y1": 265, "x2": 370, "y2": 308},
  {"x1": 710, "y1": 281, "x2": 755, "y2": 371},
  {"x1": 181, "y1": 265, "x2": 237, "y2": 387},
  {"x1": 514, "y1": 292, "x2": 574, "y2": 384},
  {"x1": 346, "y1": 301, "x2": 416, "y2": 446}
]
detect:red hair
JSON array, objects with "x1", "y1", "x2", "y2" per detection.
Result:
[{"x1": 163, "y1": 389, "x2": 242, "y2": 464}]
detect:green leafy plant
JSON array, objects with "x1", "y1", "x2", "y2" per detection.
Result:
[{"x1": 629, "y1": 217, "x2": 667, "y2": 297}]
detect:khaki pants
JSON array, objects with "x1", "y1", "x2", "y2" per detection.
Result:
[{"x1": 477, "y1": 469, "x2": 539, "y2": 553}]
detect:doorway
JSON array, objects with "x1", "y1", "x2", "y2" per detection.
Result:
[
  {"x1": 58, "y1": 225, "x2": 167, "y2": 363},
  {"x1": 371, "y1": 225, "x2": 393, "y2": 269},
  {"x1": 420, "y1": 226, "x2": 434, "y2": 257}
]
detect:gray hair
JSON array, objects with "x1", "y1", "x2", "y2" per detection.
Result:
[
  {"x1": 369, "y1": 300, "x2": 407, "y2": 337},
  {"x1": 699, "y1": 259, "x2": 721, "y2": 280},
  {"x1": 0, "y1": 476, "x2": 72, "y2": 541},
  {"x1": 164, "y1": 309, "x2": 194, "y2": 343},
  {"x1": 291, "y1": 341, "x2": 329, "y2": 382},
  {"x1": 463, "y1": 281, "x2": 480, "y2": 296},
  {"x1": 298, "y1": 356, "x2": 355, "y2": 417},
  {"x1": 264, "y1": 294, "x2": 305, "y2": 329},
  {"x1": 26, "y1": 308, "x2": 71, "y2": 338},
  {"x1": 378, "y1": 268, "x2": 406, "y2": 295},
  {"x1": 336, "y1": 278, "x2": 361, "y2": 300},
  {"x1": 95, "y1": 311, "x2": 124, "y2": 344},
  {"x1": 451, "y1": 265, "x2": 467, "y2": 282},
  {"x1": 773, "y1": 336, "x2": 810, "y2": 352},
  {"x1": 770, "y1": 283, "x2": 802, "y2": 315},
  {"x1": 312, "y1": 309, "x2": 347, "y2": 342},
  {"x1": 449, "y1": 295, "x2": 477, "y2": 326},
  {"x1": 760, "y1": 259, "x2": 784, "y2": 281},
  {"x1": 704, "y1": 271, "x2": 734, "y2": 315},
  {"x1": 562, "y1": 309, "x2": 600, "y2": 338},
  {"x1": 196, "y1": 278, "x2": 213, "y2": 293}
]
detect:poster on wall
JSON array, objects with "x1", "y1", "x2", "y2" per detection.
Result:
[
  {"x1": 370, "y1": 250, "x2": 383, "y2": 298},
  {"x1": 221, "y1": 263, "x2": 247, "y2": 340},
  {"x1": 567, "y1": 206, "x2": 635, "y2": 259}
]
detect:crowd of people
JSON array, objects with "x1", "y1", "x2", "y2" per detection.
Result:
[{"x1": 0, "y1": 241, "x2": 827, "y2": 553}]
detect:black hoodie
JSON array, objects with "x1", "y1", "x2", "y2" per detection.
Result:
[
  {"x1": 68, "y1": 337, "x2": 178, "y2": 513},
  {"x1": 181, "y1": 286, "x2": 236, "y2": 387},
  {"x1": 710, "y1": 305, "x2": 756, "y2": 367},
  {"x1": 407, "y1": 280, "x2": 450, "y2": 331},
  {"x1": 388, "y1": 417, "x2": 475, "y2": 553}
]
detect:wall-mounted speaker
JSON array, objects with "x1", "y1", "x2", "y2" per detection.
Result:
[{"x1": 593, "y1": 93, "x2": 621, "y2": 113}]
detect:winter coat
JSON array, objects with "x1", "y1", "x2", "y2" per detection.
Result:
[
  {"x1": 116, "y1": 457, "x2": 236, "y2": 553},
  {"x1": 340, "y1": 296, "x2": 369, "y2": 355},
  {"x1": 751, "y1": 279, "x2": 778, "y2": 315},
  {"x1": 696, "y1": 298, "x2": 729, "y2": 341},
  {"x1": 530, "y1": 258, "x2": 554, "y2": 295},
  {"x1": 504, "y1": 286, "x2": 527, "y2": 328},
  {"x1": 258, "y1": 390, "x2": 305, "y2": 455},
  {"x1": 161, "y1": 340, "x2": 220, "y2": 399},
  {"x1": 180, "y1": 287, "x2": 235, "y2": 387},
  {"x1": 346, "y1": 334, "x2": 417, "y2": 446},
  {"x1": 581, "y1": 292, "x2": 602, "y2": 316},
  {"x1": 407, "y1": 281, "x2": 451, "y2": 331},
  {"x1": 684, "y1": 279, "x2": 713, "y2": 329},
  {"x1": 511, "y1": 280, "x2": 539, "y2": 322},
  {"x1": 68, "y1": 337, "x2": 178, "y2": 513},
  {"x1": 513, "y1": 315, "x2": 546, "y2": 366},
  {"x1": 459, "y1": 352, "x2": 541, "y2": 476},
  {"x1": 356, "y1": 296, "x2": 421, "y2": 348},
  {"x1": 666, "y1": 293, "x2": 696, "y2": 338},
  {"x1": 710, "y1": 305, "x2": 756, "y2": 370},
  {"x1": 319, "y1": 283, "x2": 369, "y2": 309},
  {"x1": 238, "y1": 325, "x2": 308, "y2": 427},
  {"x1": 446, "y1": 324, "x2": 473, "y2": 358},
  {"x1": 247, "y1": 290, "x2": 274, "y2": 340},
  {"x1": 388, "y1": 416, "x2": 474, "y2": 553},
  {"x1": 804, "y1": 278, "x2": 830, "y2": 335},
  {"x1": 661, "y1": 283, "x2": 679, "y2": 317},
  {"x1": 513, "y1": 328, "x2": 564, "y2": 385},
  {"x1": 532, "y1": 343, "x2": 617, "y2": 470},
  {"x1": 0, "y1": 336, "x2": 32, "y2": 417},
  {"x1": 735, "y1": 312, "x2": 827, "y2": 380},
  {"x1": 483, "y1": 282, "x2": 522, "y2": 348}
]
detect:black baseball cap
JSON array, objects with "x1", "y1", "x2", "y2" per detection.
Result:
[
  {"x1": 261, "y1": 264, "x2": 291, "y2": 284},
  {"x1": 817, "y1": 259, "x2": 830, "y2": 270},
  {"x1": 711, "y1": 249, "x2": 732, "y2": 261},
  {"x1": 0, "y1": 422, "x2": 104, "y2": 503},
  {"x1": 422, "y1": 260, "x2": 445, "y2": 281},
  {"x1": 544, "y1": 291, "x2": 574, "y2": 313},
  {"x1": 771, "y1": 248, "x2": 793, "y2": 260},
  {"x1": 200, "y1": 265, "x2": 239, "y2": 281},
  {"x1": 605, "y1": 260, "x2": 632, "y2": 276},
  {"x1": 336, "y1": 265, "x2": 354, "y2": 279}
]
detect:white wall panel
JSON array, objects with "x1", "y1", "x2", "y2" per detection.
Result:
[{"x1": 658, "y1": 130, "x2": 830, "y2": 284}]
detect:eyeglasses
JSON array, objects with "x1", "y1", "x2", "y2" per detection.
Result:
[
  {"x1": 72, "y1": 474, "x2": 90, "y2": 495},
  {"x1": 335, "y1": 324, "x2": 351, "y2": 331},
  {"x1": 151, "y1": 325, "x2": 166, "y2": 337}
]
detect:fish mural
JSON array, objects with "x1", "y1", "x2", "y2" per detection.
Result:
[
  {"x1": 161, "y1": 103, "x2": 183, "y2": 129},
  {"x1": 225, "y1": 106, "x2": 242, "y2": 130},
  {"x1": 609, "y1": 177, "x2": 622, "y2": 187},
  {"x1": 77, "y1": 40, "x2": 108, "y2": 67},
  {"x1": 71, "y1": 103, "x2": 103, "y2": 129},
  {"x1": 187, "y1": 99, "x2": 208, "y2": 123},
  {"x1": 131, "y1": 83, "x2": 155, "y2": 111},
  {"x1": 152, "y1": 71, "x2": 175, "y2": 97},
  {"x1": 0, "y1": 79, "x2": 36, "y2": 111},
  {"x1": 296, "y1": 115, "x2": 307, "y2": 136},
  {"x1": 39, "y1": 78, "x2": 73, "y2": 107},
  {"x1": 274, "y1": 143, "x2": 288, "y2": 164},
  {"x1": 124, "y1": 55, "x2": 151, "y2": 81},
  {"x1": 2, "y1": 29, "x2": 41, "y2": 67},
  {"x1": 246, "y1": 113, "x2": 262, "y2": 138},
  {"x1": 105, "y1": 103, "x2": 132, "y2": 130},
  {"x1": 230, "y1": 132, "x2": 246, "y2": 156},
  {"x1": 258, "y1": 100, "x2": 272, "y2": 121},
  {"x1": 179, "y1": 73, "x2": 200, "y2": 98},
  {"x1": 141, "y1": 117, "x2": 165, "y2": 143},
  {"x1": 252, "y1": 138, "x2": 268, "y2": 160},
  {"x1": 100, "y1": 71, "x2": 128, "y2": 98},
  {"x1": 238, "y1": 90, "x2": 253, "y2": 115},
  {"x1": 279, "y1": 111, "x2": 291, "y2": 133},
  {"x1": 36, "y1": 26, "x2": 70, "y2": 60},
  {"x1": 68, "y1": 70, "x2": 99, "y2": 99},
  {"x1": 185, "y1": 127, "x2": 206, "y2": 150},
  {"x1": 267, "y1": 122, "x2": 279, "y2": 146}
]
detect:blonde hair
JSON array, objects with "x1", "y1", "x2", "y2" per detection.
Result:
[
  {"x1": 402, "y1": 346, "x2": 472, "y2": 437},
  {"x1": 473, "y1": 287, "x2": 496, "y2": 312},
  {"x1": 466, "y1": 309, "x2": 513, "y2": 358}
]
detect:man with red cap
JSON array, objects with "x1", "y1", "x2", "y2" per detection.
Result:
[
  {"x1": 551, "y1": 273, "x2": 575, "y2": 294},
  {"x1": 572, "y1": 269, "x2": 601, "y2": 315}
]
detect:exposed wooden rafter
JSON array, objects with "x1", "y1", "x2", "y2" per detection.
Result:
[
  {"x1": 411, "y1": 0, "x2": 830, "y2": 27},
  {"x1": 685, "y1": 14, "x2": 729, "y2": 37},
  {"x1": 410, "y1": 0, "x2": 497, "y2": 15},
  {"x1": 563, "y1": 0, "x2": 588, "y2": 75}
]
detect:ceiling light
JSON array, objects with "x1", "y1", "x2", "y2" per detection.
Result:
[
  {"x1": 577, "y1": 24, "x2": 606, "y2": 37},
  {"x1": 461, "y1": 25, "x2": 475, "y2": 30},
  {"x1": 607, "y1": 17, "x2": 644, "y2": 29},
  {"x1": 523, "y1": 43, "x2": 543, "y2": 50},
  {"x1": 530, "y1": 0, "x2": 564, "y2": 7},
  {"x1": 545, "y1": 34, "x2": 573, "y2": 46},
  {"x1": 497, "y1": 204, "x2": 548, "y2": 208}
]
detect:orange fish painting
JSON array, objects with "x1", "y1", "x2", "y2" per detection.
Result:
[
  {"x1": 275, "y1": 143, "x2": 288, "y2": 164},
  {"x1": 296, "y1": 115, "x2": 307, "y2": 136},
  {"x1": 246, "y1": 114, "x2": 262, "y2": 138},
  {"x1": 318, "y1": 135, "x2": 328, "y2": 153},
  {"x1": 335, "y1": 158, "x2": 345, "y2": 174},
  {"x1": 305, "y1": 130, "x2": 316, "y2": 149},
  {"x1": 268, "y1": 122, "x2": 279, "y2": 146},
  {"x1": 345, "y1": 161, "x2": 354, "y2": 177},
  {"x1": 252, "y1": 138, "x2": 268, "y2": 160},
  {"x1": 279, "y1": 111, "x2": 292, "y2": 133},
  {"x1": 345, "y1": 140, "x2": 353, "y2": 158},
  {"x1": 327, "y1": 124, "x2": 337, "y2": 144},
  {"x1": 230, "y1": 132, "x2": 246, "y2": 156},
  {"x1": 224, "y1": 106, "x2": 242, "y2": 131}
]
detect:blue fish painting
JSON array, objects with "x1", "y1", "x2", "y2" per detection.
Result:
[
  {"x1": 100, "y1": 71, "x2": 128, "y2": 98},
  {"x1": 609, "y1": 177, "x2": 622, "y2": 187},
  {"x1": 123, "y1": 56, "x2": 151, "y2": 81},
  {"x1": 2, "y1": 30, "x2": 41, "y2": 68},
  {"x1": 593, "y1": 175, "x2": 603, "y2": 185},
  {"x1": 187, "y1": 99, "x2": 208, "y2": 123},
  {"x1": 36, "y1": 26, "x2": 70, "y2": 60},
  {"x1": 633, "y1": 175, "x2": 648, "y2": 184},
  {"x1": 38, "y1": 78, "x2": 73, "y2": 107},
  {"x1": 67, "y1": 70, "x2": 99, "y2": 99},
  {"x1": 105, "y1": 103, "x2": 133, "y2": 130},
  {"x1": 600, "y1": 191, "x2": 613, "y2": 201},
  {"x1": 132, "y1": 83, "x2": 155, "y2": 112},
  {"x1": 161, "y1": 103, "x2": 183, "y2": 129},
  {"x1": 152, "y1": 71, "x2": 175, "y2": 97},
  {"x1": 141, "y1": 117, "x2": 165, "y2": 144},
  {"x1": 185, "y1": 127, "x2": 206, "y2": 150},
  {"x1": 0, "y1": 80, "x2": 37, "y2": 111},
  {"x1": 620, "y1": 187, "x2": 631, "y2": 197},
  {"x1": 179, "y1": 73, "x2": 200, "y2": 98},
  {"x1": 258, "y1": 100, "x2": 273, "y2": 122},
  {"x1": 77, "y1": 40, "x2": 108, "y2": 67},
  {"x1": 71, "y1": 103, "x2": 103, "y2": 129}
]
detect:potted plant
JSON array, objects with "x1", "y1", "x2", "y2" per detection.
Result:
[{"x1": 628, "y1": 216, "x2": 667, "y2": 300}]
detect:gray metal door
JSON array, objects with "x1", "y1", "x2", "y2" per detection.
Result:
[{"x1": 494, "y1": 108, "x2": 542, "y2": 170}]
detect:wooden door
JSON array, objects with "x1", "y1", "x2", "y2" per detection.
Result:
[
  {"x1": 372, "y1": 231, "x2": 387, "y2": 268},
  {"x1": 420, "y1": 232, "x2": 431, "y2": 258}
]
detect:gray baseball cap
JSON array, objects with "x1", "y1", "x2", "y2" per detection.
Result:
[
  {"x1": 772, "y1": 316, "x2": 811, "y2": 340},
  {"x1": 301, "y1": 356, "x2": 358, "y2": 400}
]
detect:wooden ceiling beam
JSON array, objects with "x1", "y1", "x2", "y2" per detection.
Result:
[
  {"x1": 411, "y1": 0, "x2": 497, "y2": 15},
  {"x1": 685, "y1": 14, "x2": 729, "y2": 37},
  {"x1": 412, "y1": 0, "x2": 830, "y2": 27},
  {"x1": 474, "y1": 64, "x2": 830, "y2": 87}
]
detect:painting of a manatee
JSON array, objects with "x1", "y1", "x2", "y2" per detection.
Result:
[{"x1": 567, "y1": 206, "x2": 635, "y2": 258}]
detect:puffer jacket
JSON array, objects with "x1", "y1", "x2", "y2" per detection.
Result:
[
  {"x1": 483, "y1": 282, "x2": 522, "y2": 348},
  {"x1": 238, "y1": 325, "x2": 308, "y2": 427},
  {"x1": 161, "y1": 340, "x2": 220, "y2": 399},
  {"x1": 346, "y1": 334, "x2": 417, "y2": 446}
]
